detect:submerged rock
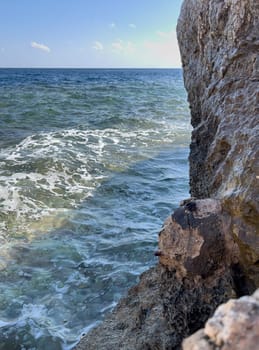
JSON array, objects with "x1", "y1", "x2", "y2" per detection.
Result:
[
  {"x1": 182, "y1": 289, "x2": 259, "y2": 350},
  {"x1": 177, "y1": 0, "x2": 259, "y2": 286}
]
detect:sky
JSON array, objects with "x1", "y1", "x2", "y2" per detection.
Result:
[{"x1": 0, "y1": 0, "x2": 184, "y2": 68}]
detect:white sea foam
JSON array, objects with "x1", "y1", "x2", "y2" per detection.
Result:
[
  {"x1": 0, "y1": 303, "x2": 77, "y2": 348},
  {"x1": 0, "y1": 123, "x2": 185, "y2": 236}
]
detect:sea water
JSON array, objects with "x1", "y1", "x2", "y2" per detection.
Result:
[{"x1": 0, "y1": 68, "x2": 191, "y2": 349}]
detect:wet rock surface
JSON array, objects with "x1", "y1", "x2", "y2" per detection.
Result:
[{"x1": 177, "y1": 0, "x2": 259, "y2": 285}]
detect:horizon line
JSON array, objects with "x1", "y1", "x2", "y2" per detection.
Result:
[{"x1": 0, "y1": 66, "x2": 182, "y2": 70}]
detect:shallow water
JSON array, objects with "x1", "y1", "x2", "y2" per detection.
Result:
[{"x1": 0, "y1": 68, "x2": 191, "y2": 349}]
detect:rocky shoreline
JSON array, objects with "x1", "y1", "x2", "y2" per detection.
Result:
[{"x1": 75, "y1": 0, "x2": 259, "y2": 348}]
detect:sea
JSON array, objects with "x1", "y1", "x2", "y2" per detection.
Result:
[{"x1": 0, "y1": 68, "x2": 191, "y2": 350}]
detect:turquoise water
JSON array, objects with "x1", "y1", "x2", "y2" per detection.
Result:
[{"x1": 0, "y1": 68, "x2": 191, "y2": 349}]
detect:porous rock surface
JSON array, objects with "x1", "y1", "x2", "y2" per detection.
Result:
[
  {"x1": 182, "y1": 288, "x2": 259, "y2": 350},
  {"x1": 177, "y1": 0, "x2": 259, "y2": 285}
]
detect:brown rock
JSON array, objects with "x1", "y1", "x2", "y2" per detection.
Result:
[
  {"x1": 158, "y1": 199, "x2": 238, "y2": 280},
  {"x1": 177, "y1": 0, "x2": 259, "y2": 285},
  {"x1": 182, "y1": 289, "x2": 259, "y2": 350}
]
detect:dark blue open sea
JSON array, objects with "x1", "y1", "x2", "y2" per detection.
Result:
[{"x1": 0, "y1": 68, "x2": 190, "y2": 349}]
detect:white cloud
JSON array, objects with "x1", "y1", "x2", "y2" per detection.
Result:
[
  {"x1": 109, "y1": 22, "x2": 116, "y2": 29},
  {"x1": 111, "y1": 40, "x2": 135, "y2": 55},
  {"x1": 129, "y1": 23, "x2": 136, "y2": 29},
  {"x1": 93, "y1": 41, "x2": 104, "y2": 51},
  {"x1": 31, "y1": 41, "x2": 50, "y2": 53}
]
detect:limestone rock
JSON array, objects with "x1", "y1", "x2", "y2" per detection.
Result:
[
  {"x1": 182, "y1": 288, "x2": 259, "y2": 350},
  {"x1": 177, "y1": 0, "x2": 259, "y2": 285}
]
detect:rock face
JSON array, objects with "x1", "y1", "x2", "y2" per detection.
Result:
[
  {"x1": 182, "y1": 289, "x2": 259, "y2": 350},
  {"x1": 177, "y1": 0, "x2": 259, "y2": 286}
]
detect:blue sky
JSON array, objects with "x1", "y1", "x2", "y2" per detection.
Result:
[{"x1": 0, "y1": 0, "x2": 183, "y2": 68}]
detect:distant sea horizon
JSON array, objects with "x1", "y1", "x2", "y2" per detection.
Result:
[{"x1": 0, "y1": 66, "x2": 182, "y2": 70}]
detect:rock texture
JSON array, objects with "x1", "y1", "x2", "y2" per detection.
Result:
[
  {"x1": 75, "y1": 200, "x2": 238, "y2": 350},
  {"x1": 182, "y1": 288, "x2": 259, "y2": 350},
  {"x1": 158, "y1": 199, "x2": 238, "y2": 279},
  {"x1": 177, "y1": 0, "x2": 259, "y2": 286}
]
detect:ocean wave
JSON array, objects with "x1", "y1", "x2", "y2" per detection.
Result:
[{"x1": 0, "y1": 123, "x2": 190, "y2": 237}]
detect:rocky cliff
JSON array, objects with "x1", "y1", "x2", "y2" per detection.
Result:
[
  {"x1": 177, "y1": 0, "x2": 259, "y2": 286},
  {"x1": 75, "y1": 0, "x2": 259, "y2": 349}
]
